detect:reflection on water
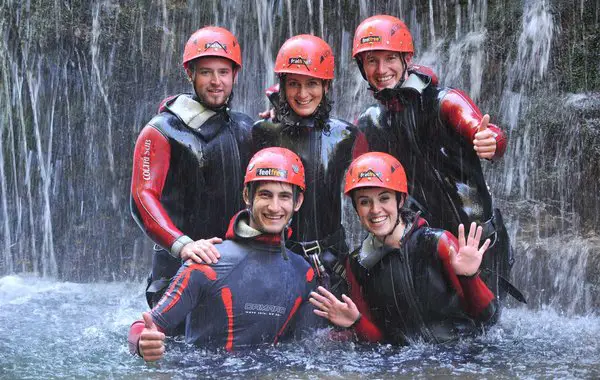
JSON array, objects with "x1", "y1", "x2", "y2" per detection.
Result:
[{"x1": 1, "y1": 275, "x2": 599, "y2": 379}]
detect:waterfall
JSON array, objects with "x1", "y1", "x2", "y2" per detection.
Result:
[{"x1": 0, "y1": 0, "x2": 598, "y2": 313}]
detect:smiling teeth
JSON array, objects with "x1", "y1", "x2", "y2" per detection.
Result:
[
  {"x1": 370, "y1": 216, "x2": 387, "y2": 223},
  {"x1": 296, "y1": 100, "x2": 311, "y2": 105},
  {"x1": 377, "y1": 75, "x2": 393, "y2": 82}
]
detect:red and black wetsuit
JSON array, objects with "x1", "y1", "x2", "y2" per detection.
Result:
[
  {"x1": 130, "y1": 94, "x2": 253, "y2": 306},
  {"x1": 346, "y1": 211, "x2": 498, "y2": 345},
  {"x1": 357, "y1": 69, "x2": 513, "y2": 299},
  {"x1": 128, "y1": 210, "x2": 318, "y2": 352},
  {"x1": 252, "y1": 94, "x2": 367, "y2": 292}
]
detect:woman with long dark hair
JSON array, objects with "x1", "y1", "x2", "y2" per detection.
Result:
[
  {"x1": 310, "y1": 152, "x2": 499, "y2": 345},
  {"x1": 252, "y1": 35, "x2": 366, "y2": 293}
]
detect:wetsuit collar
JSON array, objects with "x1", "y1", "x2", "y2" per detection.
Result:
[
  {"x1": 373, "y1": 73, "x2": 431, "y2": 111},
  {"x1": 166, "y1": 94, "x2": 217, "y2": 131},
  {"x1": 225, "y1": 210, "x2": 293, "y2": 246}
]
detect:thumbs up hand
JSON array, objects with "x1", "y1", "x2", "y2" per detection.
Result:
[
  {"x1": 473, "y1": 114, "x2": 497, "y2": 159},
  {"x1": 139, "y1": 312, "x2": 165, "y2": 362}
]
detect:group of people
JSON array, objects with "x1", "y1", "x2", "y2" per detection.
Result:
[{"x1": 128, "y1": 14, "x2": 520, "y2": 361}]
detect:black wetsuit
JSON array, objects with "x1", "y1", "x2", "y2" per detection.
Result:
[
  {"x1": 138, "y1": 211, "x2": 317, "y2": 351},
  {"x1": 357, "y1": 73, "x2": 513, "y2": 298},
  {"x1": 130, "y1": 94, "x2": 253, "y2": 306},
  {"x1": 252, "y1": 113, "x2": 366, "y2": 292},
  {"x1": 346, "y1": 212, "x2": 498, "y2": 345}
]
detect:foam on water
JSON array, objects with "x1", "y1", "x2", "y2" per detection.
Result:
[{"x1": 0, "y1": 275, "x2": 598, "y2": 379}]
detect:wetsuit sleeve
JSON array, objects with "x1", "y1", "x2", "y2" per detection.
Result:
[
  {"x1": 127, "y1": 320, "x2": 166, "y2": 356},
  {"x1": 127, "y1": 321, "x2": 145, "y2": 355},
  {"x1": 130, "y1": 125, "x2": 185, "y2": 253},
  {"x1": 436, "y1": 231, "x2": 497, "y2": 321},
  {"x1": 345, "y1": 259, "x2": 384, "y2": 342},
  {"x1": 439, "y1": 88, "x2": 507, "y2": 161},
  {"x1": 150, "y1": 261, "x2": 217, "y2": 332}
]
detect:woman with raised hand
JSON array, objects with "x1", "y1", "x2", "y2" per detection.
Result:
[{"x1": 310, "y1": 152, "x2": 499, "y2": 345}]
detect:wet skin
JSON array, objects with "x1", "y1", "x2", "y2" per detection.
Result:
[
  {"x1": 360, "y1": 50, "x2": 407, "y2": 91},
  {"x1": 244, "y1": 181, "x2": 304, "y2": 234},
  {"x1": 283, "y1": 73, "x2": 328, "y2": 117},
  {"x1": 353, "y1": 188, "x2": 401, "y2": 241},
  {"x1": 187, "y1": 56, "x2": 236, "y2": 108}
]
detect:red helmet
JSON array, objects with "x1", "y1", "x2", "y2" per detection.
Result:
[
  {"x1": 344, "y1": 152, "x2": 408, "y2": 195},
  {"x1": 352, "y1": 15, "x2": 414, "y2": 58},
  {"x1": 182, "y1": 26, "x2": 242, "y2": 70},
  {"x1": 244, "y1": 147, "x2": 305, "y2": 191},
  {"x1": 274, "y1": 35, "x2": 334, "y2": 80}
]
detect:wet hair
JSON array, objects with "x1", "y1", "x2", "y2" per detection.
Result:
[{"x1": 276, "y1": 74, "x2": 333, "y2": 132}]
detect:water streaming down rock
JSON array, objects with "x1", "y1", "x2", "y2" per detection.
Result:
[{"x1": 0, "y1": 0, "x2": 599, "y2": 315}]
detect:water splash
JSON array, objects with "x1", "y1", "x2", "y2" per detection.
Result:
[{"x1": 0, "y1": 275, "x2": 598, "y2": 378}]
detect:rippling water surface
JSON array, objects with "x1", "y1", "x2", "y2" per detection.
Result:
[{"x1": 1, "y1": 274, "x2": 599, "y2": 379}]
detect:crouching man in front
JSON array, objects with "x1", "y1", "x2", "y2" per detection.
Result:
[{"x1": 128, "y1": 147, "x2": 317, "y2": 360}]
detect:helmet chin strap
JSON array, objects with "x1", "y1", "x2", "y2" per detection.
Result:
[
  {"x1": 279, "y1": 217, "x2": 293, "y2": 261},
  {"x1": 395, "y1": 54, "x2": 409, "y2": 90}
]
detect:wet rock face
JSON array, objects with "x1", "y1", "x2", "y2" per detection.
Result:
[
  {"x1": 586, "y1": 247, "x2": 600, "y2": 308},
  {"x1": 0, "y1": 0, "x2": 599, "y2": 312}
]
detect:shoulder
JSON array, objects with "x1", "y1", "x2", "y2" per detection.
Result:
[
  {"x1": 407, "y1": 64, "x2": 439, "y2": 86},
  {"x1": 229, "y1": 110, "x2": 255, "y2": 128},
  {"x1": 216, "y1": 240, "x2": 248, "y2": 259},
  {"x1": 252, "y1": 118, "x2": 282, "y2": 135},
  {"x1": 327, "y1": 117, "x2": 357, "y2": 130},
  {"x1": 358, "y1": 103, "x2": 384, "y2": 119},
  {"x1": 141, "y1": 112, "x2": 181, "y2": 139},
  {"x1": 287, "y1": 250, "x2": 311, "y2": 269},
  {"x1": 326, "y1": 117, "x2": 361, "y2": 137},
  {"x1": 406, "y1": 224, "x2": 449, "y2": 252},
  {"x1": 147, "y1": 110, "x2": 179, "y2": 128},
  {"x1": 252, "y1": 118, "x2": 271, "y2": 128},
  {"x1": 430, "y1": 86, "x2": 463, "y2": 107},
  {"x1": 356, "y1": 103, "x2": 386, "y2": 127}
]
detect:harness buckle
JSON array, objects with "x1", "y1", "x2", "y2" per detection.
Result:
[
  {"x1": 301, "y1": 240, "x2": 322, "y2": 256},
  {"x1": 301, "y1": 241, "x2": 326, "y2": 278}
]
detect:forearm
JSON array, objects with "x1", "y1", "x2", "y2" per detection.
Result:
[
  {"x1": 458, "y1": 274, "x2": 497, "y2": 321},
  {"x1": 353, "y1": 313, "x2": 383, "y2": 342},
  {"x1": 436, "y1": 231, "x2": 497, "y2": 320},
  {"x1": 345, "y1": 261, "x2": 384, "y2": 342}
]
